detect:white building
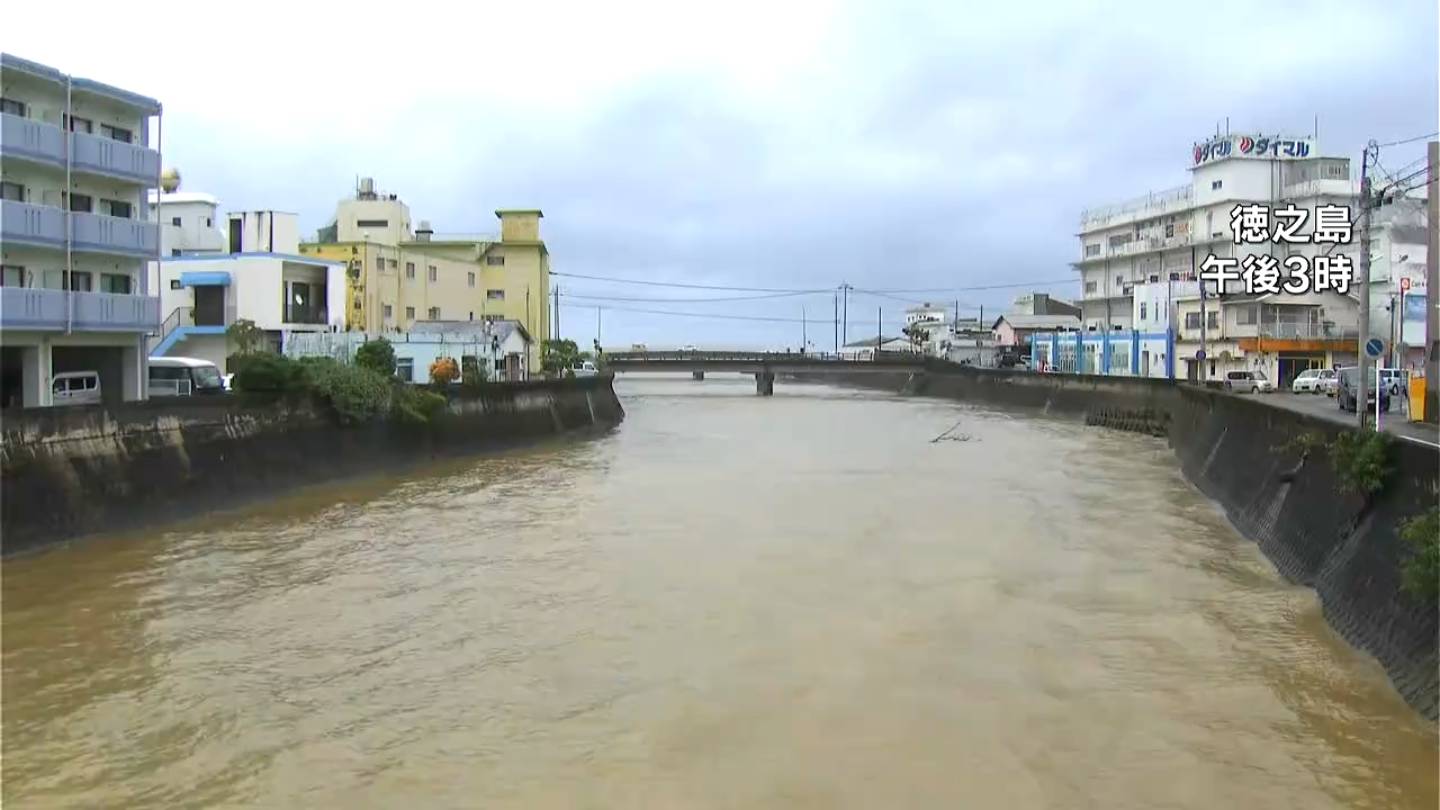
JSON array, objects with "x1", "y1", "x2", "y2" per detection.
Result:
[
  {"x1": 840, "y1": 335, "x2": 914, "y2": 361},
  {"x1": 1367, "y1": 198, "x2": 1429, "y2": 369},
  {"x1": 1074, "y1": 127, "x2": 1362, "y2": 385},
  {"x1": 0, "y1": 53, "x2": 163, "y2": 408},
  {"x1": 148, "y1": 198, "x2": 345, "y2": 369},
  {"x1": 285, "y1": 319, "x2": 532, "y2": 383}
]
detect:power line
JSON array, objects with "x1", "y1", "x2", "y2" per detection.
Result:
[
  {"x1": 559, "y1": 290, "x2": 823, "y2": 304},
  {"x1": 861, "y1": 278, "x2": 1076, "y2": 294},
  {"x1": 1377, "y1": 132, "x2": 1438, "y2": 148},
  {"x1": 550, "y1": 270, "x2": 822, "y2": 293},
  {"x1": 561, "y1": 301, "x2": 915, "y2": 326}
]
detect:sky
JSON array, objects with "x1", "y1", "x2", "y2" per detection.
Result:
[{"x1": 5, "y1": 0, "x2": 1437, "y2": 349}]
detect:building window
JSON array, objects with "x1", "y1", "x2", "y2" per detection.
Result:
[
  {"x1": 0, "y1": 181, "x2": 23, "y2": 202},
  {"x1": 172, "y1": 249, "x2": 182, "y2": 257},
  {"x1": 1236, "y1": 305, "x2": 1257, "y2": 325},
  {"x1": 205, "y1": 217, "x2": 212, "y2": 227},
  {"x1": 100, "y1": 123, "x2": 133, "y2": 143},
  {"x1": 99, "y1": 199, "x2": 132, "y2": 219},
  {"x1": 1148, "y1": 274, "x2": 1158, "y2": 282},
  {"x1": 1, "y1": 265, "x2": 25, "y2": 286},
  {"x1": 63, "y1": 193, "x2": 93, "y2": 213},
  {"x1": 1211, "y1": 180, "x2": 1222, "y2": 190},
  {"x1": 63, "y1": 114, "x2": 93, "y2": 133},
  {"x1": 0, "y1": 97, "x2": 26, "y2": 117},
  {"x1": 1164, "y1": 223, "x2": 1174, "y2": 238},
  {"x1": 171, "y1": 216, "x2": 182, "y2": 227},
  {"x1": 382, "y1": 304, "x2": 393, "y2": 319},
  {"x1": 405, "y1": 306, "x2": 415, "y2": 320},
  {"x1": 387, "y1": 259, "x2": 397, "y2": 269},
  {"x1": 396, "y1": 358, "x2": 414, "y2": 382},
  {"x1": 405, "y1": 262, "x2": 416, "y2": 279},
  {"x1": 68, "y1": 271, "x2": 93, "y2": 291},
  {"x1": 1185, "y1": 312, "x2": 1201, "y2": 329},
  {"x1": 1084, "y1": 280, "x2": 1097, "y2": 294},
  {"x1": 375, "y1": 256, "x2": 385, "y2": 272},
  {"x1": 1114, "y1": 275, "x2": 1123, "y2": 287},
  {"x1": 170, "y1": 279, "x2": 181, "y2": 288},
  {"x1": 428, "y1": 306, "x2": 440, "y2": 319},
  {"x1": 1139, "y1": 302, "x2": 1147, "y2": 320},
  {"x1": 467, "y1": 272, "x2": 475, "y2": 287},
  {"x1": 1084, "y1": 243, "x2": 1101, "y2": 258},
  {"x1": 428, "y1": 266, "x2": 437, "y2": 282},
  {"x1": 487, "y1": 289, "x2": 505, "y2": 301},
  {"x1": 1168, "y1": 272, "x2": 1180, "y2": 281},
  {"x1": 486, "y1": 255, "x2": 505, "y2": 266},
  {"x1": 356, "y1": 219, "x2": 389, "y2": 228},
  {"x1": 1207, "y1": 312, "x2": 1219, "y2": 330},
  {"x1": 100, "y1": 273, "x2": 132, "y2": 294},
  {"x1": 494, "y1": 358, "x2": 506, "y2": 372}
]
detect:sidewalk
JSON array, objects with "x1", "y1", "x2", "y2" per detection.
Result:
[{"x1": 1259, "y1": 391, "x2": 1440, "y2": 448}]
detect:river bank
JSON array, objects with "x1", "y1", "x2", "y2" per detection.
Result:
[
  {"x1": 0, "y1": 375, "x2": 624, "y2": 555},
  {"x1": 790, "y1": 362, "x2": 1439, "y2": 721}
]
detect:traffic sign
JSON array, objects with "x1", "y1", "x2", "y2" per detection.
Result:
[
  {"x1": 1196, "y1": 349, "x2": 1207, "y2": 361},
  {"x1": 1400, "y1": 277, "x2": 1411, "y2": 293},
  {"x1": 1364, "y1": 338, "x2": 1384, "y2": 358}
]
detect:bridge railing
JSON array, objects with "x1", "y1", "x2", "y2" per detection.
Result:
[{"x1": 605, "y1": 350, "x2": 926, "y2": 364}]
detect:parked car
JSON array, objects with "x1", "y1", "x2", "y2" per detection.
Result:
[
  {"x1": 51, "y1": 371, "x2": 102, "y2": 407},
  {"x1": 572, "y1": 360, "x2": 599, "y2": 377},
  {"x1": 1225, "y1": 370, "x2": 1274, "y2": 394},
  {"x1": 1336, "y1": 366, "x2": 1392, "y2": 412},
  {"x1": 1378, "y1": 368, "x2": 1408, "y2": 397},
  {"x1": 1291, "y1": 367, "x2": 1335, "y2": 394},
  {"x1": 681, "y1": 344, "x2": 699, "y2": 353},
  {"x1": 149, "y1": 356, "x2": 227, "y2": 397}
]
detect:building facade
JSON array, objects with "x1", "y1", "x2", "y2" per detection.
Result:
[
  {"x1": 284, "y1": 319, "x2": 532, "y2": 383},
  {"x1": 0, "y1": 53, "x2": 163, "y2": 408},
  {"x1": 1072, "y1": 128, "x2": 1364, "y2": 385},
  {"x1": 148, "y1": 197, "x2": 345, "y2": 369},
  {"x1": 300, "y1": 178, "x2": 550, "y2": 372}
]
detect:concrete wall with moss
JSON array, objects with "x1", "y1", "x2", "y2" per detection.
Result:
[{"x1": 1, "y1": 376, "x2": 624, "y2": 556}]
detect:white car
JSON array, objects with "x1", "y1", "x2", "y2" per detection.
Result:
[
  {"x1": 572, "y1": 361, "x2": 598, "y2": 377},
  {"x1": 680, "y1": 344, "x2": 698, "y2": 353},
  {"x1": 1291, "y1": 368, "x2": 1335, "y2": 394},
  {"x1": 1225, "y1": 370, "x2": 1274, "y2": 393}
]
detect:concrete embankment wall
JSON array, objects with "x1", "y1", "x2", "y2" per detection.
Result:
[
  {"x1": 794, "y1": 363, "x2": 1439, "y2": 720},
  {"x1": 1, "y1": 376, "x2": 624, "y2": 555}
]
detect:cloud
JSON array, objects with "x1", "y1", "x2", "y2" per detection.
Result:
[{"x1": 6, "y1": 0, "x2": 1435, "y2": 346}]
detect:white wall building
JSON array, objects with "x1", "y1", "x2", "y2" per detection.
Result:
[
  {"x1": 148, "y1": 200, "x2": 344, "y2": 369},
  {"x1": 1074, "y1": 128, "x2": 1362, "y2": 385},
  {"x1": 1366, "y1": 198, "x2": 1429, "y2": 369},
  {"x1": 1, "y1": 53, "x2": 163, "y2": 408}
]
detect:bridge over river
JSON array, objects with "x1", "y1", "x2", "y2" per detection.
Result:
[{"x1": 603, "y1": 350, "x2": 925, "y2": 394}]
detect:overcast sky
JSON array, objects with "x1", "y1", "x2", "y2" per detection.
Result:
[{"x1": 6, "y1": 1, "x2": 1437, "y2": 348}]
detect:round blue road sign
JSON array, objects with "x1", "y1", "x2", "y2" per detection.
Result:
[
  {"x1": 1196, "y1": 349, "x2": 1206, "y2": 361},
  {"x1": 1364, "y1": 338, "x2": 1384, "y2": 358}
]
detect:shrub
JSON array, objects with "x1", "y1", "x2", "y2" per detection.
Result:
[
  {"x1": 1328, "y1": 430, "x2": 1392, "y2": 496},
  {"x1": 430, "y1": 356, "x2": 459, "y2": 386},
  {"x1": 391, "y1": 384, "x2": 448, "y2": 425},
  {"x1": 303, "y1": 360, "x2": 392, "y2": 424},
  {"x1": 232, "y1": 353, "x2": 304, "y2": 392},
  {"x1": 355, "y1": 337, "x2": 397, "y2": 378},
  {"x1": 1399, "y1": 508, "x2": 1439, "y2": 601}
]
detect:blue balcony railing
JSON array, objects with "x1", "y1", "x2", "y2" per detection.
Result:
[
  {"x1": 1, "y1": 112, "x2": 160, "y2": 184},
  {"x1": 0, "y1": 287, "x2": 159, "y2": 332}
]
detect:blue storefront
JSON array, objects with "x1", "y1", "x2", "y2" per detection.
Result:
[{"x1": 1030, "y1": 329, "x2": 1175, "y2": 379}]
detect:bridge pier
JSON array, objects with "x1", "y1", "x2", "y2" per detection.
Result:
[
  {"x1": 755, "y1": 371, "x2": 774, "y2": 396},
  {"x1": 692, "y1": 371, "x2": 705, "y2": 381}
]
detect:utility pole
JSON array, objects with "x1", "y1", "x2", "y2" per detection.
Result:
[
  {"x1": 1357, "y1": 140, "x2": 1376, "y2": 429},
  {"x1": 833, "y1": 293, "x2": 839, "y2": 355},
  {"x1": 596, "y1": 307, "x2": 602, "y2": 346},
  {"x1": 876, "y1": 307, "x2": 882, "y2": 358},
  {"x1": 553, "y1": 285, "x2": 560, "y2": 340},
  {"x1": 801, "y1": 306, "x2": 807, "y2": 355},
  {"x1": 841, "y1": 283, "x2": 852, "y2": 345},
  {"x1": 1427, "y1": 140, "x2": 1439, "y2": 424}
]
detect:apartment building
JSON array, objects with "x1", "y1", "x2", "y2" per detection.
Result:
[
  {"x1": 147, "y1": 188, "x2": 344, "y2": 368},
  {"x1": 0, "y1": 54, "x2": 163, "y2": 408},
  {"x1": 1073, "y1": 127, "x2": 1362, "y2": 383},
  {"x1": 300, "y1": 178, "x2": 550, "y2": 371}
]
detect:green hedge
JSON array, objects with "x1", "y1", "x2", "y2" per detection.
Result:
[{"x1": 230, "y1": 353, "x2": 450, "y2": 426}]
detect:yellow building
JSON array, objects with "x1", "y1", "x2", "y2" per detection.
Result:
[{"x1": 300, "y1": 179, "x2": 550, "y2": 370}]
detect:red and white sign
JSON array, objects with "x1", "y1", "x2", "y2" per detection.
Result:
[{"x1": 1400, "y1": 277, "x2": 1411, "y2": 292}]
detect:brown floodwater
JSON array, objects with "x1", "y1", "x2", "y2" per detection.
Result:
[{"x1": 3, "y1": 376, "x2": 1436, "y2": 808}]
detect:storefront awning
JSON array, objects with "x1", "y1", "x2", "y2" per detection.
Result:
[{"x1": 179, "y1": 271, "x2": 231, "y2": 287}]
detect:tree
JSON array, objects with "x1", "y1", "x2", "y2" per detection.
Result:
[
  {"x1": 226, "y1": 319, "x2": 268, "y2": 355},
  {"x1": 430, "y1": 356, "x2": 460, "y2": 386},
  {"x1": 541, "y1": 339, "x2": 582, "y2": 375},
  {"x1": 355, "y1": 337, "x2": 397, "y2": 378}
]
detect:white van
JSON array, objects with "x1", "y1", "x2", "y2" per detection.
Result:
[
  {"x1": 148, "y1": 356, "x2": 226, "y2": 397},
  {"x1": 51, "y1": 371, "x2": 102, "y2": 406}
]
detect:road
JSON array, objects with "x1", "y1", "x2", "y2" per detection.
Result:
[{"x1": 1255, "y1": 389, "x2": 1440, "y2": 449}]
